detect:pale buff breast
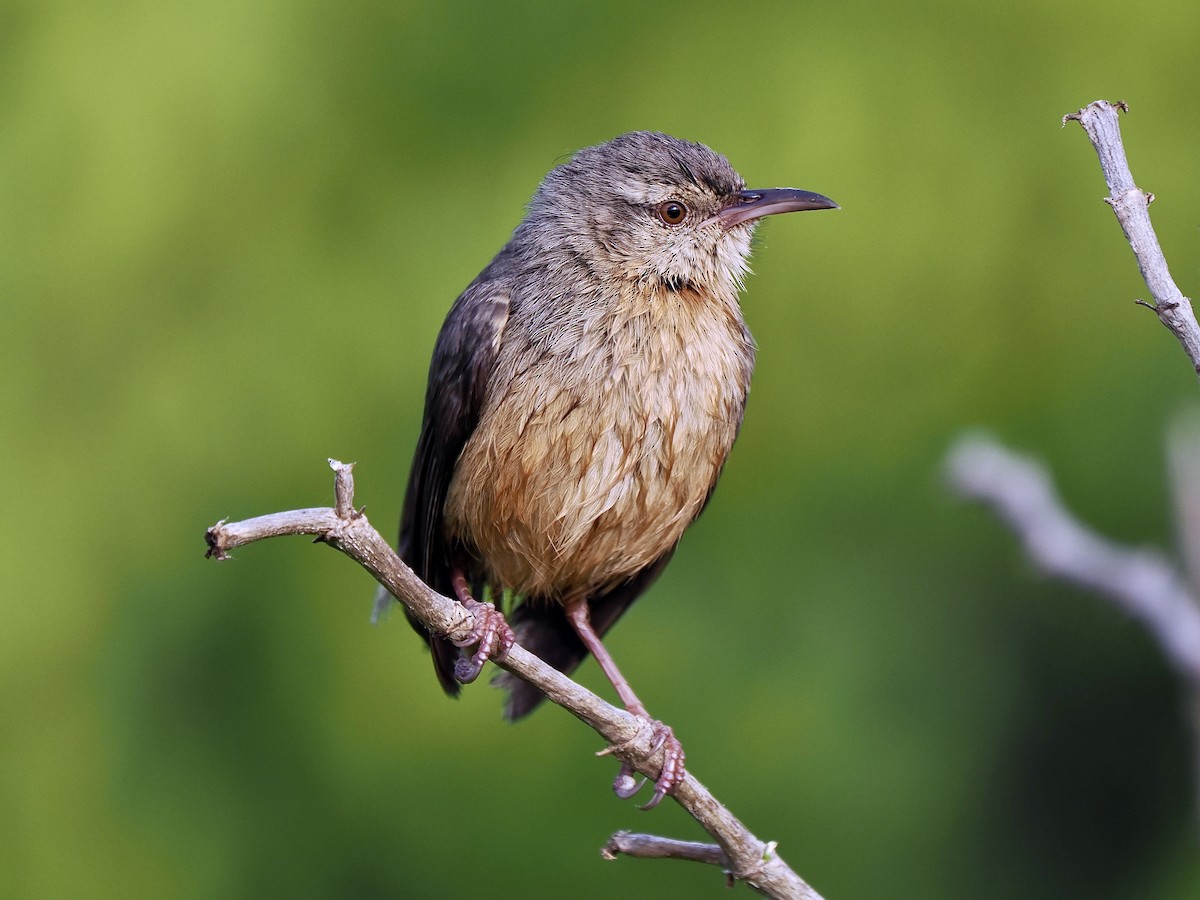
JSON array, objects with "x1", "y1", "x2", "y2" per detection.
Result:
[{"x1": 444, "y1": 286, "x2": 754, "y2": 600}]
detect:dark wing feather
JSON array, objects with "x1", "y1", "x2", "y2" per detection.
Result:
[
  {"x1": 496, "y1": 548, "x2": 677, "y2": 721},
  {"x1": 396, "y1": 277, "x2": 510, "y2": 696}
]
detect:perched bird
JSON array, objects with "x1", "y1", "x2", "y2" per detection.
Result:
[{"x1": 386, "y1": 131, "x2": 836, "y2": 805}]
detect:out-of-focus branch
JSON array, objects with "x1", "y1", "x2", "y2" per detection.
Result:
[
  {"x1": 1168, "y1": 414, "x2": 1200, "y2": 596},
  {"x1": 1064, "y1": 100, "x2": 1200, "y2": 379},
  {"x1": 946, "y1": 434, "x2": 1200, "y2": 816},
  {"x1": 205, "y1": 460, "x2": 823, "y2": 900},
  {"x1": 946, "y1": 436, "x2": 1200, "y2": 682}
]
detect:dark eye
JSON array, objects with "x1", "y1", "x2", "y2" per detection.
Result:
[{"x1": 655, "y1": 200, "x2": 687, "y2": 226}]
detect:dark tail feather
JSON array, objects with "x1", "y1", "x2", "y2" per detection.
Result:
[
  {"x1": 424, "y1": 624, "x2": 464, "y2": 698},
  {"x1": 496, "y1": 600, "x2": 588, "y2": 720}
]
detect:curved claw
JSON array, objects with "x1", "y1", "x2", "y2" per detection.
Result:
[
  {"x1": 451, "y1": 599, "x2": 514, "y2": 684},
  {"x1": 601, "y1": 718, "x2": 686, "y2": 808},
  {"x1": 641, "y1": 724, "x2": 685, "y2": 809},
  {"x1": 612, "y1": 764, "x2": 646, "y2": 799},
  {"x1": 640, "y1": 788, "x2": 668, "y2": 810}
]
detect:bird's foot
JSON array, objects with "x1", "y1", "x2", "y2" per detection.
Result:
[
  {"x1": 600, "y1": 718, "x2": 686, "y2": 810},
  {"x1": 451, "y1": 598, "x2": 515, "y2": 684}
]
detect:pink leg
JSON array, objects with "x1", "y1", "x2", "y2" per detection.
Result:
[
  {"x1": 565, "y1": 599, "x2": 686, "y2": 809},
  {"x1": 449, "y1": 571, "x2": 515, "y2": 684}
]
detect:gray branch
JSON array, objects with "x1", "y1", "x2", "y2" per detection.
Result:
[
  {"x1": 944, "y1": 101, "x2": 1200, "y2": 824},
  {"x1": 602, "y1": 830, "x2": 734, "y2": 867},
  {"x1": 1064, "y1": 100, "x2": 1200, "y2": 379},
  {"x1": 205, "y1": 459, "x2": 822, "y2": 900}
]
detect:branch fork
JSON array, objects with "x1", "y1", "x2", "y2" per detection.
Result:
[{"x1": 206, "y1": 459, "x2": 822, "y2": 900}]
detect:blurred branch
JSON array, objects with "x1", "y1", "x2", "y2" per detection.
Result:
[
  {"x1": 1167, "y1": 413, "x2": 1200, "y2": 595},
  {"x1": 945, "y1": 434, "x2": 1200, "y2": 814},
  {"x1": 1064, "y1": 100, "x2": 1200, "y2": 380},
  {"x1": 206, "y1": 459, "x2": 823, "y2": 900},
  {"x1": 945, "y1": 436, "x2": 1200, "y2": 682}
]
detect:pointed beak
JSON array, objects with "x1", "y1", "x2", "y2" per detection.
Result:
[{"x1": 716, "y1": 188, "x2": 839, "y2": 229}]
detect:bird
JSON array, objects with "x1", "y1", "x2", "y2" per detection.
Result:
[{"x1": 384, "y1": 131, "x2": 836, "y2": 806}]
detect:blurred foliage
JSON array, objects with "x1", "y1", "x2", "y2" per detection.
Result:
[{"x1": 4, "y1": 0, "x2": 1200, "y2": 897}]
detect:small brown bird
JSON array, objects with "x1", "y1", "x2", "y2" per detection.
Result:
[{"x1": 386, "y1": 131, "x2": 835, "y2": 805}]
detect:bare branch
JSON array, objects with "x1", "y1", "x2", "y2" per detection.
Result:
[
  {"x1": 602, "y1": 830, "x2": 731, "y2": 866},
  {"x1": 948, "y1": 103, "x2": 1200, "y2": 826},
  {"x1": 1064, "y1": 100, "x2": 1200, "y2": 379},
  {"x1": 945, "y1": 435, "x2": 1200, "y2": 683},
  {"x1": 599, "y1": 831, "x2": 797, "y2": 894},
  {"x1": 331, "y1": 457, "x2": 355, "y2": 517},
  {"x1": 205, "y1": 460, "x2": 823, "y2": 900}
]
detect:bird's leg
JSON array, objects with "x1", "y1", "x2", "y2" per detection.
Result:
[
  {"x1": 565, "y1": 599, "x2": 685, "y2": 809},
  {"x1": 449, "y1": 571, "x2": 514, "y2": 684}
]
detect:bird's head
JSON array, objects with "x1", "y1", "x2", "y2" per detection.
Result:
[{"x1": 524, "y1": 131, "x2": 837, "y2": 297}]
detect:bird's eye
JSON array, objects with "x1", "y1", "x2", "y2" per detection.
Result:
[{"x1": 655, "y1": 200, "x2": 687, "y2": 226}]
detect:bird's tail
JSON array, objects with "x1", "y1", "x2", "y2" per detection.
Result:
[{"x1": 494, "y1": 600, "x2": 591, "y2": 721}]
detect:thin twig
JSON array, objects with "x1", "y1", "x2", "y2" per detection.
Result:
[
  {"x1": 602, "y1": 830, "x2": 732, "y2": 866},
  {"x1": 206, "y1": 459, "x2": 823, "y2": 900},
  {"x1": 1064, "y1": 100, "x2": 1200, "y2": 379}
]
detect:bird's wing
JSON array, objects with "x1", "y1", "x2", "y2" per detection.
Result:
[{"x1": 396, "y1": 277, "x2": 511, "y2": 696}]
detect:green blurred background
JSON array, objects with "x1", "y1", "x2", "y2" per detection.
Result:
[{"x1": 5, "y1": 0, "x2": 1200, "y2": 897}]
